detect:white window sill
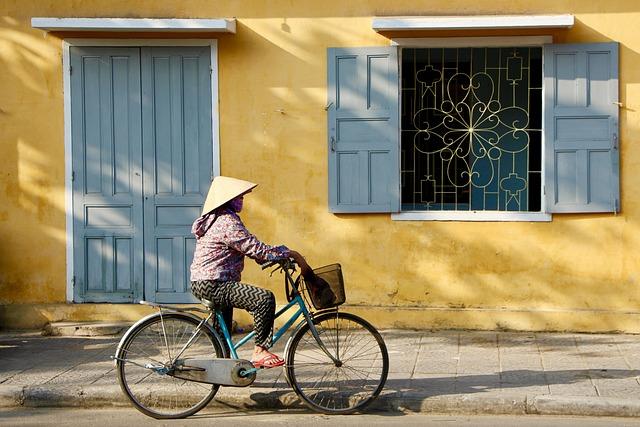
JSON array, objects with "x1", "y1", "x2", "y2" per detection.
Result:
[{"x1": 391, "y1": 211, "x2": 552, "y2": 222}]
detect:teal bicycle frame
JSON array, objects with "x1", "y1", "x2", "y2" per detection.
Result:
[
  {"x1": 216, "y1": 294, "x2": 308, "y2": 360},
  {"x1": 211, "y1": 261, "x2": 340, "y2": 375}
]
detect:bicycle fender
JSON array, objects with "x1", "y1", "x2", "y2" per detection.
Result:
[{"x1": 113, "y1": 311, "x2": 226, "y2": 365}]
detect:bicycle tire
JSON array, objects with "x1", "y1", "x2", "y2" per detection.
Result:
[
  {"x1": 285, "y1": 311, "x2": 389, "y2": 414},
  {"x1": 116, "y1": 312, "x2": 225, "y2": 419}
]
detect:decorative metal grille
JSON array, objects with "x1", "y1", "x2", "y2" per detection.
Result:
[{"x1": 401, "y1": 47, "x2": 542, "y2": 211}]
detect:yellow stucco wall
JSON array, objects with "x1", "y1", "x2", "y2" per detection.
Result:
[{"x1": 1, "y1": 1, "x2": 640, "y2": 331}]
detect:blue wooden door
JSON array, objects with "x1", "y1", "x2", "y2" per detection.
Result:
[
  {"x1": 71, "y1": 46, "x2": 213, "y2": 303},
  {"x1": 70, "y1": 47, "x2": 144, "y2": 302},
  {"x1": 141, "y1": 47, "x2": 213, "y2": 303}
]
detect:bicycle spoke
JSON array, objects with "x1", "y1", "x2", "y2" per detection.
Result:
[
  {"x1": 343, "y1": 348, "x2": 384, "y2": 363},
  {"x1": 120, "y1": 346, "x2": 166, "y2": 367},
  {"x1": 295, "y1": 350, "x2": 333, "y2": 364}
]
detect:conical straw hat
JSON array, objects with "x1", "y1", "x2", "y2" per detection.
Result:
[{"x1": 201, "y1": 176, "x2": 258, "y2": 216}]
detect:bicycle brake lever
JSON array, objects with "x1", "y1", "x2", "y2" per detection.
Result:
[{"x1": 269, "y1": 265, "x2": 281, "y2": 277}]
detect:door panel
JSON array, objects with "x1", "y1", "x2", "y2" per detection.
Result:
[
  {"x1": 142, "y1": 47, "x2": 213, "y2": 303},
  {"x1": 70, "y1": 47, "x2": 144, "y2": 302}
]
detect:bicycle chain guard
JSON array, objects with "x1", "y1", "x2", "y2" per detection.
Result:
[{"x1": 171, "y1": 358, "x2": 256, "y2": 387}]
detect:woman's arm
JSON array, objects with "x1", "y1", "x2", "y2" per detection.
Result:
[
  {"x1": 288, "y1": 250, "x2": 311, "y2": 274},
  {"x1": 223, "y1": 216, "x2": 289, "y2": 262},
  {"x1": 223, "y1": 214, "x2": 311, "y2": 273}
]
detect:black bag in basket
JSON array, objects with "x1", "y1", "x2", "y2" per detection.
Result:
[{"x1": 303, "y1": 270, "x2": 337, "y2": 309}]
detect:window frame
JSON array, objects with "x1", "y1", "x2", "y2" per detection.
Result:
[{"x1": 391, "y1": 36, "x2": 553, "y2": 222}]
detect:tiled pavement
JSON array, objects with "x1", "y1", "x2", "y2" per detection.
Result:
[{"x1": 2, "y1": 330, "x2": 640, "y2": 416}]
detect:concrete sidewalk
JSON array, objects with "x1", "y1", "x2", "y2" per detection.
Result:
[{"x1": 2, "y1": 329, "x2": 640, "y2": 417}]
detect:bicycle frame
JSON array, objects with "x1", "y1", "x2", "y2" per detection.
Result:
[
  {"x1": 214, "y1": 263, "x2": 340, "y2": 366},
  {"x1": 133, "y1": 261, "x2": 340, "y2": 377},
  {"x1": 217, "y1": 294, "x2": 306, "y2": 359}
]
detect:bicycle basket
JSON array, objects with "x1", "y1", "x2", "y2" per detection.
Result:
[{"x1": 304, "y1": 263, "x2": 346, "y2": 310}]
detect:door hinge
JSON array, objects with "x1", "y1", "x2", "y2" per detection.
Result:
[
  {"x1": 69, "y1": 65, "x2": 73, "y2": 75},
  {"x1": 543, "y1": 185, "x2": 546, "y2": 195},
  {"x1": 71, "y1": 171, "x2": 75, "y2": 182},
  {"x1": 72, "y1": 275, "x2": 76, "y2": 287},
  {"x1": 614, "y1": 198, "x2": 619, "y2": 213},
  {"x1": 613, "y1": 132, "x2": 618, "y2": 149}
]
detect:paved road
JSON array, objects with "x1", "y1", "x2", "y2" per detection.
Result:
[{"x1": 2, "y1": 408, "x2": 640, "y2": 426}]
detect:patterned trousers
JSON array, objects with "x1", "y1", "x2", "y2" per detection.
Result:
[{"x1": 191, "y1": 280, "x2": 276, "y2": 349}]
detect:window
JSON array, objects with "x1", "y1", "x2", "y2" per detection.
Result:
[
  {"x1": 327, "y1": 42, "x2": 619, "y2": 219},
  {"x1": 400, "y1": 47, "x2": 542, "y2": 212}
]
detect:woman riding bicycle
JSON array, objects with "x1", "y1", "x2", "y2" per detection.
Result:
[{"x1": 190, "y1": 176, "x2": 310, "y2": 369}]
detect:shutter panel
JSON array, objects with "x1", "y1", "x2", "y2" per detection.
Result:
[
  {"x1": 327, "y1": 47, "x2": 400, "y2": 213},
  {"x1": 70, "y1": 47, "x2": 144, "y2": 303},
  {"x1": 544, "y1": 43, "x2": 619, "y2": 213},
  {"x1": 142, "y1": 47, "x2": 213, "y2": 303}
]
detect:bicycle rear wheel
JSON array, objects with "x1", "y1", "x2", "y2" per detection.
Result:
[
  {"x1": 285, "y1": 311, "x2": 389, "y2": 414},
  {"x1": 116, "y1": 313, "x2": 225, "y2": 419}
]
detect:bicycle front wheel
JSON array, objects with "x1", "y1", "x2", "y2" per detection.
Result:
[
  {"x1": 285, "y1": 311, "x2": 389, "y2": 414},
  {"x1": 116, "y1": 313, "x2": 225, "y2": 419}
]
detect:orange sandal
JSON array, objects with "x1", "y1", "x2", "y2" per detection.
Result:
[{"x1": 251, "y1": 353, "x2": 285, "y2": 369}]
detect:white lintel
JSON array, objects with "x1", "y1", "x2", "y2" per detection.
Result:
[
  {"x1": 372, "y1": 15, "x2": 574, "y2": 32},
  {"x1": 31, "y1": 17, "x2": 237, "y2": 33}
]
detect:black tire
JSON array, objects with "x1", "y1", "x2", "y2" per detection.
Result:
[
  {"x1": 116, "y1": 313, "x2": 225, "y2": 419},
  {"x1": 285, "y1": 311, "x2": 389, "y2": 414}
]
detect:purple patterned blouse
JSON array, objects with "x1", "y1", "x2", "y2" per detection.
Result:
[{"x1": 190, "y1": 206, "x2": 290, "y2": 282}]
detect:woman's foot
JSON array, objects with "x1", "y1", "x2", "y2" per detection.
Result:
[{"x1": 251, "y1": 346, "x2": 285, "y2": 368}]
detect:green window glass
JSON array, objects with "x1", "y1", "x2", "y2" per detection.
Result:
[{"x1": 401, "y1": 47, "x2": 543, "y2": 212}]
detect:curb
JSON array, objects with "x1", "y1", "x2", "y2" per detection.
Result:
[
  {"x1": 528, "y1": 395, "x2": 640, "y2": 417},
  {"x1": 375, "y1": 393, "x2": 528, "y2": 415},
  {"x1": 3, "y1": 384, "x2": 640, "y2": 417},
  {"x1": 42, "y1": 322, "x2": 132, "y2": 337},
  {"x1": 0, "y1": 385, "x2": 24, "y2": 407}
]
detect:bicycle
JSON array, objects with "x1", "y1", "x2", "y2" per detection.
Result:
[{"x1": 112, "y1": 259, "x2": 389, "y2": 418}]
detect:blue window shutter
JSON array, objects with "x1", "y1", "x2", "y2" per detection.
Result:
[
  {"x1": 327, "y1": 47, "x2": 400, "y2": 213},
  {"x1": 544, "y1": 43, "x2": 619, "y2": 213}
]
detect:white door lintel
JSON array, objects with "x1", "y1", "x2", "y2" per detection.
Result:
[{"x1": 33, "y1": 17, "x2": 236, "y2": 33}]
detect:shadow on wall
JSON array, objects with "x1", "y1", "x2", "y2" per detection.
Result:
[
  {"x1": 0, "y1": 15, "x2": 67, "y2": 304},
  {"x1": 1, "y1": 6, "x2": 640, "y2": 333},
  {"x1": 223, "y1": 18, "x2": 640, "y2": 332}
]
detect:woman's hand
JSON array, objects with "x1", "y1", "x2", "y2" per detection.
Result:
[{"x1": 289, "y1": 250, "x2": 311, "y2": 274}]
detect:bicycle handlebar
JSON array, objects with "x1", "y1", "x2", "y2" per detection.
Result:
[
  {"x1": 260, "y1": 258, "x2": 300, "y2": 302},
  {"x1": 260, "y1": 258, "x2": 297, "y2": 272},
  {"x1": 260, "y1": 260, "x2": 278, "y2": 270}
]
